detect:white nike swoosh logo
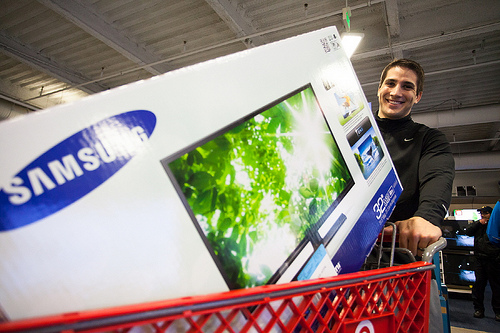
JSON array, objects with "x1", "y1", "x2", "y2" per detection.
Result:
[{"x1": 404, "y1": 138, "x2": 414, "y2": 142}]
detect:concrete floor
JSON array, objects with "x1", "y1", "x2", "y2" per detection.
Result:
[{"x1": 451, "y1": 328, "x2": 489, "y2": 333}]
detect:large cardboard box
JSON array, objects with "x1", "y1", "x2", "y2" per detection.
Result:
[{"x1": 0, "y1": 26, "x2": 402, "y2": 320}]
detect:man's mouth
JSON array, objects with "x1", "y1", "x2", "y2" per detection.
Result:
[{"x1": 387, "y1": 99, "x2": 403, "y2": 105}]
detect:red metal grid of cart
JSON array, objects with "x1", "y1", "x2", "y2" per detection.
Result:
[{"x1": 0, "y1": 261, "x2": 433, "y2": 333}]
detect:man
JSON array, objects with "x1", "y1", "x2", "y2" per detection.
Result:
[
  {"x1": 465, "y1": 206, "x2": 500, "y2": 321},
  {"x1": 375, "y1": 59, "x2": 455, "y2": 257},
  {"x1": 375, "y1": 59, "x2": 455, "y2": 332}
]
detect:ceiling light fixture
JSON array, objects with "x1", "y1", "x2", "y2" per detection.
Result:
[{"x1": 341, "y1": 33, "x2": 364, "y2": 58}]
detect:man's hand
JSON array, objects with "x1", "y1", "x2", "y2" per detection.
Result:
[{"x1": 384, "y1": 216, "x2": 442, "y2": 256}]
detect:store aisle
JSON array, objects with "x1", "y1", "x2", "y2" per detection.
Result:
[{"x1": 448, "y1": 285, "x2": 500, "y2": 332}]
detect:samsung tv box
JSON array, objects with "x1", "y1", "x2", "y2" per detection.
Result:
[{"x1": 0, "y1": 26, "x2": 401, "y2": 320}]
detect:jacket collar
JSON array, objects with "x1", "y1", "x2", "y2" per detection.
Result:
[{"x1": 375, "y1": 113, "x2": 413, "y2": 132}]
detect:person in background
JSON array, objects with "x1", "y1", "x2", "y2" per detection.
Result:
[
  {"x1": 375, "y1": 59, "x2": 455, "y2": 256},
  {"x1": 465, "y1": 205, "x2": 500, "y2": 321},
  {"x1": 375, "y1": 58, "x2": 455, "y2": 333},
  {"x1": 486, "y1": 200, "x2": 500, "y2": 246}
]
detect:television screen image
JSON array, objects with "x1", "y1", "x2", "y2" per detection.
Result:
[
  {"x1": 356, "y1": 135, "x2": 382, "y2": 178},
  {"x1": 334, "y1": 92, "x2": 359, "y2": 119},
  {"x1": 322, "y1": 73, "x2": 365, "y2": 126},
  {"x1": 162, "y1": 84, "x2": 354, "y2": 290},
  {"x1": 456, "y1": 235, "x2": 474, "y2": 247},
  {"x1": 443, "y1": 253, "x2": 476, "y2": 286},
  {"x1": 441, "y1": 219, "x2": 474, "y2": 250},
  {"x1": 346, "y1": 117, "x2": 384, "y2": 180},
  {"x1": 454, "y1": 209, "x2": 481, "y2": 221}
]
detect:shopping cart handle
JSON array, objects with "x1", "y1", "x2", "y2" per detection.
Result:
[
  {"x1": 376, "y1": 223, "x2": 447, "y2": 267},
  {"x1": 421, "y1": 237, "x2": 447, "y2": 263}
]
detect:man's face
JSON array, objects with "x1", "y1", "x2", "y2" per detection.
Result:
[
  {"x1": 480, "y1": 212, "x2": 490, "y2": 221},
  {"x1": 377, "y1": 66, "x2": 422, "y2": 119}
]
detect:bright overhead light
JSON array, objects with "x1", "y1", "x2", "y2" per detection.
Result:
[{"x1": 341, "y1": 33, "x2": 364, "y2": 58}]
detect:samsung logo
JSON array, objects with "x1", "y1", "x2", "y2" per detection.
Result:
[{"x1": 0, "y1": 110, "x2": 156, "y2": 232}]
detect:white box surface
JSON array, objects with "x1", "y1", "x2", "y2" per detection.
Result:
[{"x1": 0, "y1": 27, "x2": 401, "y2": 320}]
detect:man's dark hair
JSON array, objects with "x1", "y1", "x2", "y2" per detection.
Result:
[{"x1": 378, "y1": 59, "x2": 425, "y2": 95}]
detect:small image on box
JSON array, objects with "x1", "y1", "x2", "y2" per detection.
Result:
[{"x1": 347, "y1": 117, "x2": 384, "y2": 180}]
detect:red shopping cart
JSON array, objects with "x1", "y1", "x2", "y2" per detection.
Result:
[{"x1": 0, "y1": 234, "x2": 446, "y2": 333}]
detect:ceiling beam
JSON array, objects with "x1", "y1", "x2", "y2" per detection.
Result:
[
  {"x1": 205, "y1": 0, "x2": 267, "y2": 47},
  {"x1": 352, "y1": 22, "x2": 500, "y2": 61},
  {"x1": 0, "y1": 32, "x2": 108, "y2": 94},
  {"x1": 361, "y1": 59, "x2": 500, "y2": 88},
  {"x1": 0, "y1": 97, "x2": 32, "y2": 120},
  {"x1": 384, "y1": 0, "x2": 400, "y2": 38},
  {"x1": 38, "y1": 0, "x2": 172, "y2": 75},
  {"x1": 411, "y1": 104, "x2": 500, "y2": 128},
  {"x1": 0, "y1": 91, "x2": 40, "y2": 111},
  {"x1": 454, "y1": 151, "x2": 500, "y2": 171},
  {"x1": 488, "y1": 130, "x2": 500, "y2": 150}
]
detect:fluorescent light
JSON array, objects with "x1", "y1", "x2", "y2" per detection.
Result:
[{"x1": 341, "y1": 33, "x2": 364, "y2": 58}]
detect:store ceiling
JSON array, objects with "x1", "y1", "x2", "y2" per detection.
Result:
[{"x1": 0, "y1": 0, "x2": 499, "y2": 175}]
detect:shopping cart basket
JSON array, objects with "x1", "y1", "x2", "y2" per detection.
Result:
[{"x1": 0, "y1": 237, "x2": 445, "y2": 333}]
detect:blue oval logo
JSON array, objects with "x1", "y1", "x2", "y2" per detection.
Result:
[{"x1": 0, "y1": 110, "x2": 156, "y2": 232}]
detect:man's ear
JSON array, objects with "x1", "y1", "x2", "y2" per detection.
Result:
[{"x1": 415, "y1": 91, "x2": 423, "y2": 104}]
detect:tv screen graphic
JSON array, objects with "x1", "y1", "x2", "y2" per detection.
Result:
[
  {"x1": 322, "y1": 67, "x2": 365, "y2": 126},
  {"x1": 162, "y1": 84, "x2": 354, "y2": 290},
  {"x1": 441, "y1": 219, "x2": 474, "y2": 250},
  {"x1": 346, "y1": 117, "x2": 384, "y2": 180},
  {"x1": 454, "y1": 209, "x2": 480, "y2": 221},
  {"x1": 334, "y1": 92, "x2": 359, "y2": 119},
  {"x1": 443, "y1": 253, "x2": 476, "y2": 286}
]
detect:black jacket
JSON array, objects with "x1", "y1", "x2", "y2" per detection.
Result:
[
  {"x1": 375, "y1": 114, "x2": 455, "y2": 225},
  {"x1": 466, "y1": 221, "x2": 500, "y2": 259}
]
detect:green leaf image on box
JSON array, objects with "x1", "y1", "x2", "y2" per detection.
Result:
[{"x1": 167, "y1": 85, "x2": 353, "y2": 290}]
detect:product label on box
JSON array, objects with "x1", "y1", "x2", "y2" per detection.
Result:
[
  {"x1": 330, "y1": 168, "x2": 401, "y2": 273},
  {"x1": 0, "y1": 110, "x2": 156, "y2": 231}
]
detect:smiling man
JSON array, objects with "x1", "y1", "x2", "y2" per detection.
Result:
[{"x1": 375, "y1": 59, "x2": 455, "y2": 257}]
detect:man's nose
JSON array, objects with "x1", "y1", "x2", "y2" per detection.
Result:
[{"x1": 390, "y1": 84, "x2": 403, "y2": 96}]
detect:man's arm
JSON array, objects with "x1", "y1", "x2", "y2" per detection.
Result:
[
  {"x1": 387, "y1": 128, "x2": 454, "y2": 256},
  {"x1": 414, "y1": 129, "x2": 455, "y2": 225}
]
